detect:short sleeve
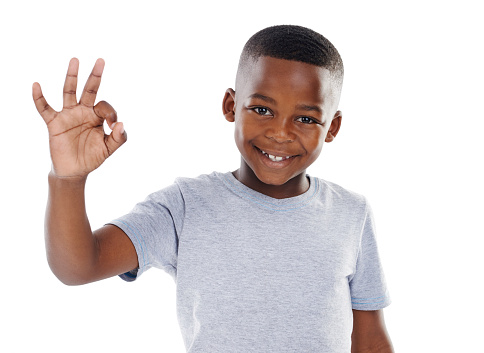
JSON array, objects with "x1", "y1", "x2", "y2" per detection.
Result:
[
  {"x1": 108, "y1": 183, "x2": 185, "y2": 282},
  {"x1": 349, "y1": 202, "x2": 391, "y2": 310}
]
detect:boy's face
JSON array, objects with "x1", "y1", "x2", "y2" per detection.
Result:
[{"x1": 223, "y1": 56, "x2": 342, "y2": 195}]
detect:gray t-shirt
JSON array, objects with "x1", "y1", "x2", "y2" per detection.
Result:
[{"x1": 110, "y1": 171, "x2": 390, "y2": 352}]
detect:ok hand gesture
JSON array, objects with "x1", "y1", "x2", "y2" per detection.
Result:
[{"x1": 33, "y1": 58, "x2": 127, "y2": 178}]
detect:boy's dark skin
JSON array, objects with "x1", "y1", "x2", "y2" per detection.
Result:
[{"x1": 33, "y1": 57, "x2": 393, "y2": 352}]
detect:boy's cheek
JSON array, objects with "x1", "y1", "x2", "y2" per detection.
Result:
[{"x1": 234, "y1": 117, "x2": 256, "y2": 141}]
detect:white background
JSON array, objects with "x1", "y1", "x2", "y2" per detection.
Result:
[{"x1": 1, "y1": 0, "x2": 483, "y2": 352}]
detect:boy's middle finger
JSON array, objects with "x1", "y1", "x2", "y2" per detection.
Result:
[{"x1": 79, "y1": 58, "x2": 105, "y2": 108}]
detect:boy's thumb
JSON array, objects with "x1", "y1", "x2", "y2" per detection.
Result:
[{"x1": 105, "y1": 122, "x2": 127, "y2": 156}]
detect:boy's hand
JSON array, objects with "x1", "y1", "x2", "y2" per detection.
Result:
[{"x1": 33, "y1": 58, "x2": 127, "y2": 178}]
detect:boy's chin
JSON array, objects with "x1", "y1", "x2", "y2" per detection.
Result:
[{"x1": 254, "y1": 170, "x2": 302, "y2": 187}]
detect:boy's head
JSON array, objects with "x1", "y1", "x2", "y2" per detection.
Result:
[
  {"x1": 223, "y1": 25, "x2": 344, "y2": 195},
  {"x1": 236, "y1": 25, "x2": 344, "y2": 104}
]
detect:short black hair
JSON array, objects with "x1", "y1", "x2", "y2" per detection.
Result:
[{"x1": 237, "y1": 25, "x2": 344, "y2": 93}]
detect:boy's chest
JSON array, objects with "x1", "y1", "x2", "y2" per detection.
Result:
[{"x1": 176, "y1": 205, "x2": 360, "y2": 304}]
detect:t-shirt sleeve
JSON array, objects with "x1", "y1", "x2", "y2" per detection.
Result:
[
  {"x1": 349, "y1": 201, "x2": 391, "y2": 310},
  {"x1": 107, "y1": 183, "x2": 185, "y2": 282}
]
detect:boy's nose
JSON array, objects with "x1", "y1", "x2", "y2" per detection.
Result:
[{"x1": 264, "y1": 118, "x2": 296, "y2": 143}]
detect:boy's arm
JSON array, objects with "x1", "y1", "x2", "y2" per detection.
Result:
[
  {"x1": 34, "y1": 58, "x2": 137, "y2": 285},
  {"x1": 46, "y1": 174, "x2": 138, "y2": 285},
  {"x1": 351, "y1": 309, "x2": 394, "y2": 353}
]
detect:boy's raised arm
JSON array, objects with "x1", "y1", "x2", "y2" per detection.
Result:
[{"x1": 34, "y1": 58, "x2": 138, "y2": 285}]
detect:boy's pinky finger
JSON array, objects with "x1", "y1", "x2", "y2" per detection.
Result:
[
  {"x1": 105, "y1": 122, "x2": 127, "y2": 156},
  {"x1": 32, "y1": 82, "x2": 56, "y2": 123}
]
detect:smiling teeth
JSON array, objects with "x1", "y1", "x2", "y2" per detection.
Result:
[{"x1": 261, "y1": 150, "x2": 291, "y2": 162}]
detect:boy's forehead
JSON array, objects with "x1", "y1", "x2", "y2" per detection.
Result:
[{"x1": 236, "y1": 56, "x2": 336, "y2": 106}]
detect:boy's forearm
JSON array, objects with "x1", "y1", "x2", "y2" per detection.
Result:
[{"x1": 45, "y1": 172, "x2": 98, "y2": 285}]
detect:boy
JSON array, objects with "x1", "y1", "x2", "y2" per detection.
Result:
[{"x1": 33, "y1": 25, "x2": 393, "y2": 352}]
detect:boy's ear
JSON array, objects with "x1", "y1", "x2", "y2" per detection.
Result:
[
  {"x1": 325, "y1": 110, "x2": 342, "y2": 143},
  {"x1": 223, "y1": 88, "x2": 236, "y2": 122}
]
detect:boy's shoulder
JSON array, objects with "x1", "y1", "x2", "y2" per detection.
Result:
[
  {"x1": 317, "y1": 177, "x2": 367, "y2": 202},
  {"x1": 315, "y1": 176, "x2": 370, "y2": 214},
  {"x1": 173, "y1": 171, "x2": 223, "y2": 191}
]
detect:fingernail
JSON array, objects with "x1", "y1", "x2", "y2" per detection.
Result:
[
  {"x1": 119, "y1": 122, "x2": 125, "y2": 134},
  {"x1": 110, "y1": 122, "x2": 117, "y2": 130}
]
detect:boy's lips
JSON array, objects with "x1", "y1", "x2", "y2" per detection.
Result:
[{"x1": 254, "y1": 146, "x2": 299, "y2": 165}]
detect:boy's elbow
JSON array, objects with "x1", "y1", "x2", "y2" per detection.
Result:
[
  {"x1": 54, "y1": 273, "x2": 91, "y2": 286},
  {"x1": 47, "y1": 256, "x2": 97, "y2": 286}
]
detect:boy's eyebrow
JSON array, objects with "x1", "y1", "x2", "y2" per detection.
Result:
[
  {"x1": 295, "y1": 104, "x2": 322, "y2": 114},
  {"x1": 247, "y1": 93, "x2": 277, "y2": 105}
]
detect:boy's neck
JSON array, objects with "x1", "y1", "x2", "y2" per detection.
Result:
[{"x1": 232, "y1": 162, "x2": 310, "y2": 199}]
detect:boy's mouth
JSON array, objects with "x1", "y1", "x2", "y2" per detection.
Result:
[{"x1": 255, "y1": 146, "x2": 296, "y2": 163}]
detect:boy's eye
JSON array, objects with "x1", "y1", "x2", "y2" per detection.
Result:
[
  {"x1": 252, "y1": 107, "x2": 272, "y2": 116},
  {"x1": 296, "y1": 116, "x2": 318, "y2": 124}
]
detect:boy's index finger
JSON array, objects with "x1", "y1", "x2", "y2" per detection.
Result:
[
  {"x1": 79, "y1": 58, "x2": 105, "y2": 108},
  {"x1": 63, "y1": 58, "x2": 79, "y2": 109}
]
